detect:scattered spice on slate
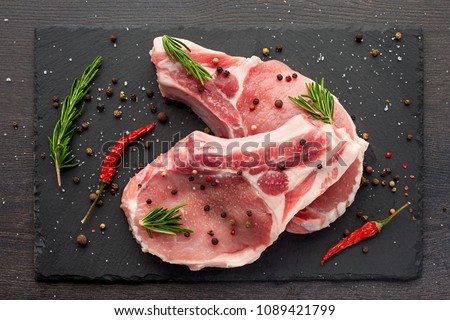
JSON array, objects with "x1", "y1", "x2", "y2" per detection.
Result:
[
  {"x1": 138, "y1": 162, "x2": 145, "y2": 170},
  {"x1": 393, "y1": 174, "x2": 400, "y2": 181},
  {"x1": 381, "y1": 180, "x2": 387, "y2": 187},
  {"x1": 407, "y1": 134, "x2": 413, "y2": 141},
  {"x1": 157, "y1": 112, "x2": 168, "y2": 123},
  {"x1": 211, "y1": 238, "x2": 219, "y2": 245},
  {"x1": 72, "y1": 176, "x2": 80, "y2": 184},
  {"x1": 395, "y1": 31, "x2": 402, "y2": 40},
  {"x1": 137, "y1": 183, "x2": 142, "y2": 188},
  {"x1": 274, "y1": 99, "x2": 283, "y2": 108},
  {"x1": 355, "y1": 33, "x2": 363, "y2": 42},
  {"x1": 285, "y1": 75, "x2": 292, "y2": 82},
  {"x1": 361, "y1": 176, "x2": 369, "y2": 186},
  {"x1": 163, "y1": 97, "x2": 173, "y2": 105},
  {"x1": 262, "y1": 47, "x2": 270, "y2": 56},
  {"x1": 237, "y1": 169, "x2": 243, "y2": 175},
  {"x1": 356, "y1": 211, "x2": 364, "y2": 218},
  {"x1": 111, "y1": 183, "x2": 119, "y2": 190},
  {"x1": 85, "y1": 147, "x2": 93, "y2": 156},
  {"x1": 275, "y1": 44, "x2": 283, "y2": 52},
  {"x1": 119, "y1": 91, "x2": 127, "y2": 101},
  {"x1": 100, "y1": 223, "x2": 106, "y2": 230},
  {"x1": 391, "y1": 187, "x2": 397, "y2": 193},
  {"x1": 11, "y1": 121, "x2": 18, "y2": 129},
  {"x1": 40, "y1": 152, "x2": 46, "y2": 159},
  {"x1": 216, "y1": 66, "x2": 223, "y2": 73},
  {"x1": 371, "y1": 48, "x2": 379, "y2": 57},
  {"x1": 109, "y1": 187, "x2": 117, "y2": 195},
  {"x1": 389, "y1": 180, "x2": 396, "y2": 188},
  {"x1": 97, "y1": 103, "x2": 105, "y2": 112},
  {"x1": 362, "y1": 245, "x2": 369, "y2": 253},
  {"x1": 200, "y1": 185, "x2": 206, "y2": 190},
  {"x1": 109, "y1": 34, "x2": 117, "y2": 43},
  {"x1": 113, "y1": 110, "x2": 122, "y2": 118},
  {"x1": 81, "y1": 121, "x2": 89, "y2": 130},
  {"x1": 105, "y1": 88, "x2": 113, "y2": 97},
  {"x1": 223, "y1": 70, "x2": 230, "y2": 77},
  {"x1": 351, "y1": 114, "x2": 356, "y2": 121},
  {"x1": 111, "y1": 77, "x2": 118, "y2": 84},
  {"x1": 277, "y1": 74, "x2": 283, "y2": 81},
  {"x1": 130, "y1": 93, "x2": 137, "y2": 101},
  {"x1": 146, "y1": 89, "x2": 154, "y2": 98},
  {"x1": 220, "y1": 212, "x2": 227, "y2": 218},
  {"x1": 150, "y1": 104, "x2": 157, "y2": 114},
  {"x1": 76, "y1": 234, "x2": 88, "y2": 246},
  {"x1": 385, "y1": 167, "x2": 392, "y2": 174},
  {"x1": 171, "y1": 189, "x2": 178, "y2": 195},
  {"x1": 389, "y1": 208, "x2": 396, "y2": 215},
  {"x1": 362, "y1": 132, "x2": 369, "y2": 140},
  {"x1": 52, "y1": 95, "x2": 59, "y2": 102},
  {"x1": 404, "y1": 99, "x2": 411, "y2": 105}
]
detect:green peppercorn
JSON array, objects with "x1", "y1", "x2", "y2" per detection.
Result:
[
  {"x1": 229, "y1": 219, "x2": 236, "y2": 226},
  {"x1": 371, "y1": 48, "x2": 379, "y2": 57},
  {"x1": 245, "y1": 221, "x2": 252, "y2": 228},
  {"x1": 85, "y1": 147, "x2": 93, "y2": 156},
  {"x1": 262, "y1": 47, "x2": 270, "y2": 56},
  {"x1": 184, "y1": 232, "x2": 190, "y2": 237},
  {"x1": 207, "y1": 230, "x2": 214, "y2": 236},
  {"x1": 372, "y1": 178, "x2": 380, "y2": 186}
]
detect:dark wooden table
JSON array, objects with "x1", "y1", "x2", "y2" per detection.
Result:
[{"x1": 1, "y1": 0, "x2": 448, "y2": 299}]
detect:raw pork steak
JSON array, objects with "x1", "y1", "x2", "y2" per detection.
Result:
[
  {"x1": 150, "y1": 37, "x2": 368, "y2": 233},
  {"x1": 121, "y1": 115, "x2": 363, "y2": 270}
]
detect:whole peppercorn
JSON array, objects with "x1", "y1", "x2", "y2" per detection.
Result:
[
  {"x1": 150, "y1": 104, "x2": 157, "y2": 114},
  {"x1": 262, "y1": 47, "x2": 270, "y2": 56},
  {"x1": 138, "y1": 162, "x2": 145, "y2": 170},
  {"x1": 96, "y1": 103, "x2": 105, "y2": 112},
  {"x1": 365, "y1": 166, "x2": 373, "y2": 175},
  {"x1": 253, "y1": 98, "x2": 259, "y2": 105},
  {"x1": 389, "y1": 208, "x2": 396, "y2": 215},
  {"x1": 391, "y1": 187, "x2": 397, "y2": 193},
  {"x1": 285, "y1": 75, "x2": 292, "y2": 82},
  {"x1": 113, "y1": 109, "x2": 122, "y2": 118},
  {"x1": 249, "y1": 105, "x2": 256, "y2": 111},
  {"x1": 245, "y1": 221, "x2": 252, "y2": 228},
  {"x1": 299, "y1": 139, "x2": 306, "y2": 146},
  {"x1": 246, "y1": 210, "x2": 253, "y2": 217},
  {"x1": 145, "y1": 89, "x2": 154, "y2": 98},
  {"x1": 393, "y1": 174, "x2": 400, "y2": 181},
  {"x1": 275, "y1": 44, "x2": 283, "y2": 52},
  {"x1": 220, "y1": 212, "x2": 227, "y2": 218},
  {"x1": 361, "y1": 215, "x2": 369, "y2": 222},
  {"x1": 237, "y1": 169, "x2": 243, "y2": 176},
  {"x1": 130, "y1": 93, "x2": 137, "y2": 101},
  {"x1": 223, "y1": 70, "x2": 230, "y2": 77},
  {"x1": 109, "y1": 34, "x2": 117, "y2": 42},
  {"x1": 385, "y1": 167, "x2": 392, "y2": 174},
  {"x1": 72, "y1": 176, "x2": 80, "y2": 184},
  {"x1": 96, "y1": 199, "x2": 104, "y2": 207},
  {"x1": 76, "y1": 234, "x2": 88, "y2": 246},
  {"x1": 53, "y1": 101, "x2": 60, "y2": 108},
  {"x1": 372, "y1": 178, "x2": 380, "y2": 186},
  {"x1": 204, "y1": 127, "x2": 211, "y2": 134},
  {"x1": 119, "y1": 91, "x2": 127, "y2": 101},
  {"x1": 212, "y1": 57, "x2": 219, "y2": 64},
  {"x1": 109, "y1": 188, "x2": 117, "y2": 195},
  {"x1": 211, "y1": 238, "x2": 219, "y2": 245},
  {"x1": 362, "y1": 245, "x2": 369, "y2": 253},
  {"x1": 385, "y1": 152, "x2": 392, "y2": 159},
  {"x1": 171, "y1": 189, "x2": 177, "y2": 195},
  {"x1": 89, "y1": 193, "x2": 97, "y2": 201},
  {"x1": 404, "y1": 99, "x2": 411, "y2": 105},
  {"x1": 111, "y1": 182, "x2": 119, "y2": 190},
  {"x1": 407, "y1": 134, "x2": 413, "y2": 141},
  {"x1": 317, "y1": 163, "x2": 323, "y2": 170},
  {"x1": 343, "y1": 229, "x2": 351, "y2": 236},
  {"x1": 356, "y1": 211, "x2": 364, "y2": 218},
  {"x1": 105, "y1": 88, "x2": 113, "y2": 97},
  {"x1": 11, "y1": 121, "x2": 18, "y2": 129},
  {"x1": 85, "y1": 147, "x2": 93, "y2": 156},
  {"x1": 277, "y1": 74, "x2": 283, "y2": 81},
  {"x1": 362, "y1": 132, "x2": 369, "y2": 140},
  {"x1": 157, "y1": 112, "x2": 168, "y2": 123},
  {"x1": 184, "y1": 232, "x2": 190, "y2": 238},
  {"x1": 229, "y1": 219, "x2": 236, "y2": 226},
  {"x1": 100, "y1": 223, "x2": 106, "y2": 230},
  {"x1": 200, "y1": 185, "x2": 205, "y2": 190},
  {"x1": 216, "y1": 66, "x2": 223, "y2": 73},
  {"x1": 83, "y1": 94, "x2": 91, "y2": 102},
  {"x1": 389, "y1": 180, "x2": 396, "y2": 188},
  {"x1": 188, "y1": 176, "x2": 194, "y2": 182},
  {"x1": 371, "y1": 48, "x2": 379, "y2": 57},
  {"x1": 146, "y1": 198, "x2": 152, "y2": 204},
  {"x1": 355, "y1": 33, "x2": 363, "y2": 42},
  {"x1": 81, "y1": 121, "x2": 89, "y2": 130},
  {"x1": 111, "y1": 77, "x2": 118, "y2": 84},
  {"x1": 395, "y1": 31, "x2": 402, "y2": 40},
  {"x1": 40, "y1": 152, "x2": 46, "y2": 159},
  {"x1": 76, "y1": 126, "x2": 84, "y2": 134},
  {"x1": 381, "y1": 180, "x2": 387, "y2": 187},
  {"x1": 292, "y1": 73, "x2": 298, "y2": 79},
  {"x1": 204, "y1": 205, "x2": 210, "y2": 211},
  {"x1": 197, "y1": 85, "x2": 204, "y2": 92},
  {"x1": 361, "y1": 176, "x2": 369, "y2": 186},
  {"x1": 52, "y1": 95, "x2": 59, "y2": 102},
  {"x1": 274, "y1": 99, "x2": 283, "y2": 108}
]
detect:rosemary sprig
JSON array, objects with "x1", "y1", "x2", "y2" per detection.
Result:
[
  {"x1": 162, "y1": 35, "x2": 212, "y2": 85},
  {"x1": 139, "y1": 204, "x2": 193, "y2": 238},
  {"x1": 48, "y1": 56, "x2": 103, "y2": 187},
  {"x1": 288, "y1": 78, "x2": 335, "y2": 124}
]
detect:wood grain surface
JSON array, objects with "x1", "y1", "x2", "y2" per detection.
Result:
[{"x1": 0, "y1": 0, "x2": 449, "y2": 299}]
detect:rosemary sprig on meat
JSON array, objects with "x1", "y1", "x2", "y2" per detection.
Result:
[
  {"x1": 288, "y1": 78, "x2": 334, "y2": 124},
  {"x1": 162, "y1": 35, "x2": 212, "y2": 85},
  {"x1": 48, "y1": 56, "x2": 103, "y2": 187},
  {"x1": 140, "y1": 204, "x2": 193, "y2": 238}
]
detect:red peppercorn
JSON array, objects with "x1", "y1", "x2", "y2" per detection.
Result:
[
  {"x1": 205, "y1": 176, "x2": 213, "y2": 183},
  {"x1": 385, "y1": 152, "x2": 392, "y2": 159},
  {"x1": 285, "y1": 75, "x2": 292, "y2": 82},
  {"x1": 230, "y1": 229, "x2": 236, "y2": 236}
]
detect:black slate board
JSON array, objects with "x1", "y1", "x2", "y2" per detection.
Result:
[{"x1": 34, "y1": 25, "x2": 423, "y2": 281}]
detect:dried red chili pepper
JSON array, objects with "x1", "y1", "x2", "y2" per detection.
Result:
[
  {"x1": 320, "y1": 202, "x2": 411, "y2": 265},
  {"x1": 81, "y1": 122, "x2": 155, "y2": 224}
]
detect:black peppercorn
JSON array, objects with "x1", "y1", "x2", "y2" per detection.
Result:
[
  {"x1": 146, "y1": 198, "x2": 152, "y2": 205},
  {"x1": 171, "y1": 189, "x2": 177, "y2": 195},
  {"x1": 220, "y1": 212, "x2": 227, "y2": 218},
  {"x1": 237, "y1": 169, "x2": 243, "y2": 175},
  {"x1": 317, "y1": 163, "x2": 323, "y2": 169},
  {"x1": 362, "y1": 245, "x2": 369, "y2": 253},
  {"x1": 96, "y1": 199, "x2": 103, "y2": 207},
  {"x1": 96, "y1": 103, "x2": 105, "y2": 112},
  {"x1": 285, "y1": 75, "x2": 292, "y2": 82},
  {"x1": 197, "y1": 85, "x2": 204, "y2": 92},
  {"x1": 188, "y1": 176, "x2": 194, "y2": 182},
  {"x1": 223, "y1": 70, "x2": 230, "y2": 77},
  {"x1": 130, "y1": 93, "x2": 137, "y2": 101},
  {"x1": 200, "y1": 185, "x2": 206, "y2": 190},
  {"x1": 83, "y1": 94, "x2": 91, "y2": 102},
  {"x1": 275, "y1": 44, "x2": 283, "y2": 52},
  {"x1": 40, "y1": 152, "x2": 46, "y2": 159},
  {"x1": 277, "y1": 74, "x2": 283, "y2": 81},
  {"x1": 246, "y1": 210, "x2": 253, "y2": 217},
  {"x1": 105, "y1": 88, "x2": 113, "y2": 97},
  {"x1": 299, "y1": 139, "x2": 306, "y2": 146},
  {"x1": 72, "y1": 176, "x2": 80, "y2": 184},
  {"x1": 204, "y1": 205, "x2": 210, "y2": 211},
  {"x1": 278, "y1": 162, "x2": 286, "y2": 170},
  {"x1": 110, "y1": 35, "x2": 117, "y2": 42},
  {"x1": 274, "y1": 99, "x2": 283, "y2": 108},
  {"x1": 81, "y1": 121, "x2": 89, "y2": 130},
  {"x1": 184, "y1": 232, "x2": 190, "y2": 238},
  {"x1": 211, "y1": 181, "x2": 217, "y2": 187},
  {"x1": 292, "y1": 73, "x2": 297, "y2": 79},
  {"x1": 111, "y1": 77, "x2": 118, "y2": 84},
  {"x1": 216, "y1": 66, "x2": 223, "y2": 73},
  {"x1": 343, "y1": 229, "x2": 351, "y2": 237},
  {"x1": 146, "y1": 89, "x2": 154, "y2": 98},
  {"x1": 355, "y1": 33, "x2": 363, "y2": 42},
  {"x1": 211, "y1": 238, "x2": 219, "y2": 245},
  {"x1": 150, "y1": 104, "x2": 157, "y2": 114},
  {"x1": 253, "y1": 98, "x2": 259, "y2": 105}
]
